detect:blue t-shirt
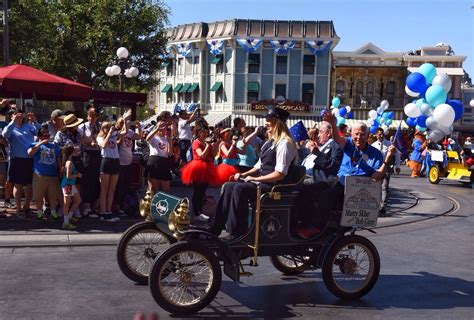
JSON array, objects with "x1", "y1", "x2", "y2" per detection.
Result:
[
  {"x1": 338, "y1": 138, "x2": 383, "y2": 185},
  {"x1": 410, "y1": 139, "x2": 423, "y2": 162},
  {"x1": 29, "y1": 142, "x2": 61, "y2": 176},
  {"x1": 2, "y1": 121, "x2": 38, "y2": 158},
  {"x1": 237, "y1": 140, "x2": 257, "y2": 168}
]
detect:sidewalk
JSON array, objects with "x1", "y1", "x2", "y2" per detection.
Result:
[{"x1": 0, "y1": 176, "x2": 455, "y2": 247}]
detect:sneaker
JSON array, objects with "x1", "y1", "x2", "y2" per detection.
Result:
[
  {"x1": 100, "y1": 213, "x2": 116, "y2": 222},
  {"x1": 50, "y1": 212, "x2": 58, "y2": 220},
  {"x1": 62, "y1": 222, "x2": 77, "y2": 230},
  {"x1": 35, "y1": 211, "x2": 45, "y2": 220},
  {"x1": 296, "y1": 225, "x2": 321, "y2": 239},
  {"x1": 88, "y1": 211, "x2": 100, "y2": 218},
  {"x1": 71, "y1": 216, "x2": 80, "y2": 224},
  {"x1": 193, "y1": 213, "x2": 210, "y2": 222},
  {"x1": 110, "y1": 212, "x2": 120, "y2": 222},
  {"x1": 3, "y1": 201, "x2": 15, "y2": 209}
]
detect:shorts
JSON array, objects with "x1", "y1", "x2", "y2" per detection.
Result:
[
  {"x1": 147, "y1": 155, "x2": 172, "y2": 181},
  {"x1": 8, "y1": 158, "x2": 33, "y2": 185},
  {"x1": 33, "y1": 173, "x2": 62, "y2": 205},
  {"x1": 100, "y1": 157, "x2": 120, "y2": 175},
  {"x1": 62, "y1": 184, "x2": 78, "y2": 197}
]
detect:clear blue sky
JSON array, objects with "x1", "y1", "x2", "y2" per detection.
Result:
[{"x1": 165, "y1": 0, "x2": 473, "y2": 77}]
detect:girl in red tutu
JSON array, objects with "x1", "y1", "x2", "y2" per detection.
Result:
[
  {"x1": 215, "y1": 128, "x2": 241, "y2": 185},
  {"x1": 181, "y1": 121, "x2": 218, "y2": 220}
]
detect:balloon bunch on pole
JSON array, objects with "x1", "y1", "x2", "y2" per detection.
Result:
[
  {"x1": 404, "y1": 63, "x2": 464, "y2": 142},
  {"x1": 330, "y1": 97, "x2": 354, "y2": 127},
  {"x1": 366, "y1": 100, "x2": 394, "y2": 134}
]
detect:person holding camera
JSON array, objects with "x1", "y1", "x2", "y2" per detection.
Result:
[
  {"x1": 215, "y1": 128, "x2": 243, "y2": 185},
  {"x1": 181, "y1": 121, "x2": 219, "y2": 221},
  {"x1": 96, "y1": 111, "x2": 129, "y2": 222},
  {"x1": 177, "y1": 108, "x2": 200, "y2": 165},
  {"x1": 146, "y1": 111, "x2": 173, "y2": 194}
]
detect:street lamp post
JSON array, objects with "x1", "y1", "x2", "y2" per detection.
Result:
[{"x1": 105, "y1": 47, "x2": 139, "y2": 117}]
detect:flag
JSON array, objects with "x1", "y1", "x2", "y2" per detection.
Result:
[
  {"x1": 393, "y1": 121, "x2": 408, "y2": 159},
  {"x1": 289, "y1": 120, "x2": 309, "y2": 142}
]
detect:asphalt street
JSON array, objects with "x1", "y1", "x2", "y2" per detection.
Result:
[{"x1": 0, "y1": 171, "x2": 473, "y2": 320}]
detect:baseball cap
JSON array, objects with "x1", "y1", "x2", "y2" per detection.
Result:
[{"x1": 51, "y1": 109, "x2": 65, "y2": 119}]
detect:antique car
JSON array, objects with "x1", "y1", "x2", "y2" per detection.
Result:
[
  {"x1": 427, "y1": 149, "x2": 474, "y2": 185},
  {"x1": 117, "y1": 168, "x2": 382, "y2": 315}
]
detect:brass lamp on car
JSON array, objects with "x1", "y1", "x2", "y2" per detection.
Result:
[
  {"x1": 168, "y1": 198, "x2": 190, "y2": 239},
  {"x1": 139, "y1": 189, "x2": 154, "y2": 221}
]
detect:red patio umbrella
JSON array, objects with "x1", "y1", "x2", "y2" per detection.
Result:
[{"x1": 0, "y1": 64, "x2": 92, "y2": 101}]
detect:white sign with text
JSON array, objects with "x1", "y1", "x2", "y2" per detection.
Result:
[{"x1": 340, "y1": 176, "x2": 382, "y2": 228}]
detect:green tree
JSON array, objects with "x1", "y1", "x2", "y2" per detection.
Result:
[{"x1": 5, "y1": 0, "x2": 169, "y2": 91}]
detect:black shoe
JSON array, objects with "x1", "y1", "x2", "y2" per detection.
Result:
[
  {"x1": 379, "y1": 208, "x2": 388, "y2": 217},
  {"x1": 219, "y1": 232, "x2": 237, "y2": 242}
]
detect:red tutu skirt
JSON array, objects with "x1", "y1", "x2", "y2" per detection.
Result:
[
  {"x1": 215, "y1": 163, "x2": 240, "y2": 185},
  {"x1": 181, "y1": 160, "x2": 217, "y2": 185}
]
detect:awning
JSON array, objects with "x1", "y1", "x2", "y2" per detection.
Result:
[
  {"x1": 187, "y1": 83, "x2": 199, "y2": 92},
  {"x1": 161, "y1": 61, "x2": 170, "y2": 68},
  {"x1": 91, "y1": 90, "x2": 147, "y2": 107},
  {"x1": 179, "y1": 83, "x2": 191, "y2": 93},
  {"x1": 302, "y1": 83, "x2": 314, "y2": 93},
  {"x1": 407, "y1": 67, "x2": 464, "y2": 76},
  {"x1": 204, "y1": 113, "x2": 231, "y2": 126},
  {"x1": 210, "y1": 56, "x2": 222, "y2": 64},
  {"x1": 160, "y1": 84, "x2": 172, "y2": 93},
  {"x1": 210, "y1": 82, "x2": 223, "y2": 91},
  {"x1": 172, "y1": 83, "x2": 183, "y2": 92},
  {"x1": 248, "y1": 82, "x2": 259, "y2": 92}
]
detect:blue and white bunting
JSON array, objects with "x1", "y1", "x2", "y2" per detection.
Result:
[
  {"x1": 207, "y1": 39, "x2": 225, "y2": 56},
  {"x1": 159, "y1": 45, "x2": 173, "y2": 59},
  {"x1": 175, "y1": 42, "x2": 193, "y2": 57},
  {"x1": 305, "y1": 40, "x2": 333, "y2": 56},
  {"x1": 269, "y1": 40, "x2": 296, "y2": 55},
  {"x1": 236, "y1": 38, "x2": 263, "y2": 53}
]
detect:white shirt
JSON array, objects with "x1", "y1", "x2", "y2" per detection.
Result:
[
  {"x1": 118, "y1": 129, "x2": 135, "y2": 166},
  {"x1": 97, "y1": 132, "x2": 120, "y2": 159},
  {"x1": 254, "y1": 138, "x2": 298, "y2": 175},
  {"x1": 371, "y1": 138, "x2": 400, "y2": 168},
  {"x1": 149, "y1": 135, "x2": 170, "y2": 157},
  {"x1": 178, "y1": 118, "x2": 192, "y2": 140},
  {"x1": 78, "y1": 122, "x2": 101, "y2": 151}
]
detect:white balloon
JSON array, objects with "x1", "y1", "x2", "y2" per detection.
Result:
[
  {"x1": 377, "y1": 106, "x2": 384, "y2": 115},
  {"x1": 433, "y1": 103, "x2": 455, "y2": 127},
  {"x1": 405, "y1": 85, "x2": 419, "y2": 97},
  {"x1": 383, "y1": 126, "x2": 389, "y2": 135},
  {"x1": 380, "y1": 100, "x2": 389, "y2": 110},
  {"x1": 425, "y1": 116, "x2": 437, "y2": 129},
  {"x1": 116, "y1": 47, "x2": 129, "y2": 59},
  {"x1": 404, "y1": 103, "x2": 421, "y2": 118},
  {"x1": 332, "y1": 108, "x2": 340, "y2": 117},
  {"x1": 432, "y1": 74, "x2": 452, "y2": 93},
  {"x1": 346, "y1": 106, "x2": 351, "y2": 113},
  {"x1": 420, "y1": 103, "x2": 432, "y2": 115},
  {"x1": 428, "y1": 129, "x2": 444, "y2": 142},
  {"x1": 124, "y1": 69, "x2": 133, "y2": 78},
  {"x1": 367, "y1": 118, "x2": 375, "y2": 126},
  {"x1": 470, "y1": 99, "x2": 474, "y2": 108},
  {"x1": 369, "y1": 109, "x2": 378, "y2": 120},
  {"x1": 438, "y1": 125, "x2": 452, "y2": 135},
  {"x1": 330, "y1": 105, "x2": 336, "y2": 109}
]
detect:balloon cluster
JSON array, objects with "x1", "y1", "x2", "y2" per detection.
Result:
[
  {"x1": 365, "y1": 100, "x2": 394, "y2": 134},
  {"x1": 404, "y1": 63, "x2": 464, "y2": 142},
  {"x1": 330, "y1": 97, "x2": 354, "y2": 126}
]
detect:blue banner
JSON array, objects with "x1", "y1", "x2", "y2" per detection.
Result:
[
  {"x1": 207, "y1": 39, "x2": 225, "y2": 56},
  {"x1": 305, "y1": 40, "x2": 333, "y2": 56},
  {"x1": 175, "y1": 42, "x2": 193, "y2": 57},
  {"x1": 269, "y1": 40, "x2": 296, "y2": 55},
  {"x1": 236, "y1": 38, "x2": 263, "y2": 53}
]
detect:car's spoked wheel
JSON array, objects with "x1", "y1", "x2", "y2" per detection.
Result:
[
  {"x1": 149, "y1": 241, "x2": 221, "y2": 315},
  {"x1": 322, "y1": 235, "x2": 380, "y2": 300},
  {"x1": 117, "y1": 221, "x2": 173, "y2": 284},
  {"x1": 270, "y1": 255, "x2": 311, "y2": 275}
]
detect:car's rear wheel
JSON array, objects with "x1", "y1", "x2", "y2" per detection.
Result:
[{"x1": 428, "y1": 165, "x2": 440, "y2": 184}]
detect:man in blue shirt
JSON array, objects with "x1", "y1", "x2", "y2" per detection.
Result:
[
  {"x1": 27, "y1": 126, "x2": 62, "y2": 219},
  {"x1": 2, "y1": 110, "x2": 40, "y2": 214}
]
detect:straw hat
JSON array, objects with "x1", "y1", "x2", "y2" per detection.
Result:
[{"x1": 63, "y1": 114, "x2": 83, "y2": 128}]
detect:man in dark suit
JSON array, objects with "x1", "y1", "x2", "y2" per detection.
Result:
[{"x1": 297, "y1": 121, "x2": 343, "y2": 238}]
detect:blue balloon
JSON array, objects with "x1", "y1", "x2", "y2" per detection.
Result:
[
  {"x1": 406, "y1": 117, "x2": 417, "y2": 127},
  {"x1": 370, "y1": 125, "x2": 378, "y2": 134},
  {"x1": 382, "y1": 112, "x2": 389, "y2": 119},
  {"x1": 336, "y1": 116, "x2": 346, "y2": 126},
  {"x1": 388, "y1": 111, "x2": 395, "y2": 119},
  {"x1": 415, "y1": 98, "x2": 427, "y2": 110},
  {"x1": 339, "y1": 107, "x2": 347, "y2": 117},
  {"x1": 347, "y1": 112, "x2": 354, "y2": 119},
  {"x1": 406, "y1": 72, "x2": 428, "y2": 94},
  {"x1": 373, "y1": 120, "x2": 379, "y2": 128},
  {"x1": 385, "y1": 119, "x2": 392, "y2": 126},
  {"x1": 332, "y1": 97, "x2": 341, "y2": 108},
  {"x1": 447, "y1": 99, "x2": 464, "y2": 121},
  {"x1": 417, "y1": 115, "x2": 428, "y2": 127},
  {"x1": 418, "y1": 63, "x2": 437, "y2": 84},
  {"x1": 425, "y1": 85, "x2": 447, "y2": 107}
]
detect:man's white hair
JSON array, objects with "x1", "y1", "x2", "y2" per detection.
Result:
[{"x1": 352, "y1": 122, "x2": 368, "y2": 132}]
